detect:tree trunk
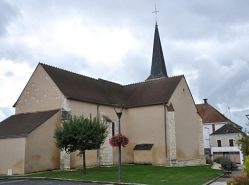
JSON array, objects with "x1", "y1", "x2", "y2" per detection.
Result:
[{"x1": 82, "y1": 150, "x2": 86, "y2": 174}]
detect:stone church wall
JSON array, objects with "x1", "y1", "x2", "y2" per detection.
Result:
[
  {"x1": 169, "y1": 77, "x2": 204, "y2": 165},
  {"x1": 15, "y1": 65, "x2": 65, "y2": 114},
  {"x1": 0, "y1": 138, "x2": 26, "y2": 175},
  {"x1": 124, "y1": 105, "x2": 166, "y2": 165},
  {"x1": 25, "y1": 111, "x2": 61, "y2": 173}
]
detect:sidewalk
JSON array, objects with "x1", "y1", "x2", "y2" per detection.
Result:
[{"x1": 209, "y1": 169, "x2": 243, "y2": 185}]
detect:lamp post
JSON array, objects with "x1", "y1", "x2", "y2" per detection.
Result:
[{"x1": 114, "y1": 105, "x2": 123, "y2": 182}]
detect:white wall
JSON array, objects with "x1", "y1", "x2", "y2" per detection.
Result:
[
  {"x1": 203, "y1": 122, "x2": 226, "y2": 149},
  {"x1": 210, "y1": 133, "x2": 243, "y2": 164}
]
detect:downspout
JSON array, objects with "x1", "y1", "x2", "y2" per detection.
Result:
[
  {"x1": 97, "y1": 104, "x2": 100, "y2": 167},
  {"x1": 97, "y1": 104, "x2": 100, "y2": 119},
  {"x1": 164, "y1": 103, "x2": 168, "y2": 165}
]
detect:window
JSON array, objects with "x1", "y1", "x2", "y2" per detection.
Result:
[
  {"x1": 112, "y1": 122, "x2": 115, "y2": 136},
  {"x1": 229, "y1": 139, "x2": 234, "y2": 147},
  {"x1": 217, "y1": 140, "x2": 221, "y2": 147}
]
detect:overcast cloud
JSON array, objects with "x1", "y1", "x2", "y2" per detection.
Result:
[{"x1": 0, "y1": 0, "x2": 249, "y2": 129}]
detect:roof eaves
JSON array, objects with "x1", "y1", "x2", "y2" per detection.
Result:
[
  {"x1": 126, "y1": 102, "x2": 168, "y2": 109},
  {"x1": 67, "y1": 97, "x2": 123, "y2": 108},
  {"x1": 0, "y1": 134, "x2": 28, "y2": 139}
]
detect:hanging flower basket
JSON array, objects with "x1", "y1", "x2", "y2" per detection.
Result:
[{"x1": 109, "y1": 134, "x2": 129, "y2": 147}]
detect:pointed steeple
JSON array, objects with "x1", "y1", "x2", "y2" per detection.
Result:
[{"x1": 147, "y1": 23, "x2": 168, "y2": 80}]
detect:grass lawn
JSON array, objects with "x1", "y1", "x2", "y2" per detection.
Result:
[{"x1": 24, "y1": 165, "x2": 221, "y2": 185}]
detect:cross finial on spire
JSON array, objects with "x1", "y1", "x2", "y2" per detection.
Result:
[{"x1": 152, "y1": 4, "x2": 159, "y2": 24}]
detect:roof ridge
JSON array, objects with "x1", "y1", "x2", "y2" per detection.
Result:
[
  {"x1": 14, "y1": 109, "x2": 60, "y2": 116},
  {"x1": 97, "y1": 78, "x2": 123, "y2": 87},
  {"x1": 40, "y1": 63, "x2": 99, "y2": 82},
  {"x1": 125, "y1": 75, "x2": 183, "y2": 87}
]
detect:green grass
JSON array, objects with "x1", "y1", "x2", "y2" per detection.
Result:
[{"x1": 23, "y1": 165, "x2": 221, "y2": 185}]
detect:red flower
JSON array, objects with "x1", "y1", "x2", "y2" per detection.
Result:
[{"x1": 109, "y1": 134, "x2": 129, "y2": 147}]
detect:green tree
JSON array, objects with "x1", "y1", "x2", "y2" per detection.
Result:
[
  {"x1": 54, "y1": 115, "x2": 108, "y2": 174},
  {"x1": 237, "y1": 134, "x2": 249, "y2": 157}
]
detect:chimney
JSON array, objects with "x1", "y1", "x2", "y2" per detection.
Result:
[{"x1": 203, "y1": 98, "x2": 208, "y2": 104}]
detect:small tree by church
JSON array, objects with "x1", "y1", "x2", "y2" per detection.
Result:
[{"x1": 54, "y1": 115, "x2": 108, "y2": 174}]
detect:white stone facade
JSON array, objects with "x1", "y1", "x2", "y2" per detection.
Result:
[
  {"x1": 166, "y1": 111, "x2": 177, "y2": 166},
  {"x1": 99, "y1": 121, "x2": 113, "y2": 166}
]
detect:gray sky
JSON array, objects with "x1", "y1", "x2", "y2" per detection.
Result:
[{"x1": 0, "y1": 0, "x2": 249, "y2": 129}]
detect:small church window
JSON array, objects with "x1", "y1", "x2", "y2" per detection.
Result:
[{"x1": 112, "y1": 122, "x2": 115, "y2": 136}]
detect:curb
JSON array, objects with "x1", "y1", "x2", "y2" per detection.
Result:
[
  {"x1": 203, "y1": 174, "x2": 224, "y2": 185},
  {"x1": 0, "y1": 176, "x2": 146, "y2": 185}
]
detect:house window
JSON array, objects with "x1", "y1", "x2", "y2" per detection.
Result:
[
  {"x1": 229, "y1": 139, "x2": 234, "y2": 147},
  {"x1": 217, "y1": 140, "x2": 221, "y2": 147}
]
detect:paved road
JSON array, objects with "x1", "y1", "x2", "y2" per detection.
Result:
[{"x1": 0, "y1": 179, "x2": 111, "y2": 185}]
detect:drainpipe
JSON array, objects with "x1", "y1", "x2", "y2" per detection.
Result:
[
  {"x1": 97, "y1": 104, "x2": 100, "y2": 119},
  {"x1": 164, "y1": 103, "x2": 168, "y2": 164},
  {"x1": 97, "y1": 104, "x2": 100, "y2": 167}
]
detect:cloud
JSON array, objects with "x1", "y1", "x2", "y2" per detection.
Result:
[
  {"x1": 0, "y1": 0, "x2": 249, "y2": 129},
  {"x1": 0, "y1": 0, "x2": 19, "y2": 36},
  {"x1": 0, "y1": 107, "x2": 13, "y2": 122},
  {"x1": 0, "y1": 58, "x2": 33, "y2": 109}
]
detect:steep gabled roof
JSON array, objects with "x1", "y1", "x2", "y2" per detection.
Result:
[
  {"x1": 196, "y1": 102, "x2": 242, "y2": 129},
  {"x1": 39, "y1": 63, "x2": 183, "y2": 108},
  {"x1": 0, "y1": 109, "x2": 59, "y2": 139},
  {"x1": 196, "y1": 103, "x2": 228, "y2": 123},
  {"x1": 211, "y1": 123, "x2": 243, "y2": 135},
  {"x1": 41, "y1": 63, "x2": 125, "y2": 106},
  {"x1": 125, "y1": 76, "x2": 182, "y2": 108}
]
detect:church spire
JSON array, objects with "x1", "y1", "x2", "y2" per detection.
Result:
[{"x1": 147, "y1": 23, "x2": 168, "y2": 80}]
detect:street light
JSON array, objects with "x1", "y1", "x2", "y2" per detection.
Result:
[
  {"x1": 246, "y1": 114, "x2": 249, "y2": 121},
  {"x1": 114, "y1": 105, "x2": 123, "y2": 182}
]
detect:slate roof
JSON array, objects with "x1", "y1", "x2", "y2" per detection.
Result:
[
  {"x1": 211, "y1": 124, "x2": 243, "y2": 135},
  {"x1": 147, "y1": 23, "x2": 168, "y2": 80},
  {"x1": 40, "y1": 63, "x2": 183, "y2": 108},
  {"x1": 196, "y1": 103, "x2": 228, "y2": 123},
  {"x1": 0, "y1": 109, "x2": 59, "y2": 139}
]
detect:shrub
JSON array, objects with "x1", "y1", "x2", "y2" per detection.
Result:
[
  {"x1": 228, "y1": 176, "x2": 249, "y2": 185},
  {"x1": 214, "y1": 157, "x2": 223, "y2": 164},
  {"x1": 214, "y1": 157, "x2": 236, "y2": 171},
  {"x1": 243, "y1": 156, "x2": 249, "y2": 177}
]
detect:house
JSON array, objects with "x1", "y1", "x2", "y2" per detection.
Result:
[
  {"x1": 0, "y1": 23, "x2": 205, "y2": 175},
  {"x1": 210, "y1": 124, "x2": 244, "y2": 164},
  {"x1": 196, "y1": 99, "x2": 243, "y2": 164}
]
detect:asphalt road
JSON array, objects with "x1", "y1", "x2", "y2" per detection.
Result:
[{"x1": 0, "y1": 179, "x2": 112, "y2": 185}]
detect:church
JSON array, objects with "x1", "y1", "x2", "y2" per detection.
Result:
[{"x1": 0, "y1": 23, "x2": 205, "y2": 175}]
